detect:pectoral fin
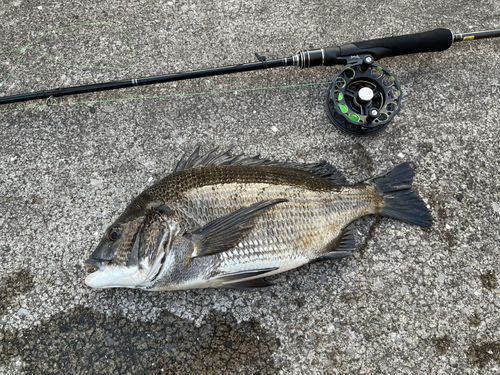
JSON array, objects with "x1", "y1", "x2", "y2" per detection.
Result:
[{"x1": 186, "y1": 199, "x2": 287, "y2": 258}]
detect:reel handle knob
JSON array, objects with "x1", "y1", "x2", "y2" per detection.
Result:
[
  {"x1": 366, "y1": 108, "x2": 380, "y2": 123},
  {"x1": 360, "y1": 55, "x2": 374, "y2": 71}
]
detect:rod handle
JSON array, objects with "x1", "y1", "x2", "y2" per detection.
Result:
[{"x1": 323, "y1": 28, "x2": 454, "y2": 65}]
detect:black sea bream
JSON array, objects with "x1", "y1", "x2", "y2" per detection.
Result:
[{"x1": 84, "y1": 148, "x2": 432, "y2": 290}]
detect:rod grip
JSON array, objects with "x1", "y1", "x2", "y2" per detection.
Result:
[
  {"x1": 323, "y1": 28, "x2": 454, "y2": 65},
  {"x1": 353, "y1": 28, "x2": 453, "y2": 57}
]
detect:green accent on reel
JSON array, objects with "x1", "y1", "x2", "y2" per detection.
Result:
[
  {"x1": 344, "y1": 68, "x2": 355, "y2": 79},
  {"x1": 348, "y1": 113, "x2": 359, "y2": 122},
  {"x1": 339, "y1": 104, "x2": 348, "y2": 113}
]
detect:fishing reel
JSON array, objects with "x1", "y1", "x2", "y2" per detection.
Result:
[
  {"x1": 3, "y1": 26, "x2": 498, "y2": 137},
  {"x1": 326, "y1": 55, "x2": 401, "y2": 135}
]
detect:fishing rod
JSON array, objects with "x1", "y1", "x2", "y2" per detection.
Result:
[{"x1": 1, "y1": 28, "x2": 499, "y2": 134}]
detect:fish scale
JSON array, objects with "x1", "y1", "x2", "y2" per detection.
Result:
[
  {"x1": 84, "y1": 149, "x2": 432, "y2": 291},
  {"x1": 169, "y1": 181, "x2": 377, "y2": 277}
]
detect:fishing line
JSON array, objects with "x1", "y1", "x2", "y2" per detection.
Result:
[
  {"x1": 1, "y1": 27, "x2": 499, "y2": 134},
  {"x1": 0, "y1": 22, "x2": 136, "y2": 87},
  {"x1": 0, "y1": 81, "x2": 330, "y2": 113}
]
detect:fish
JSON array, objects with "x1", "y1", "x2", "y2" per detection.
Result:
[{"x1": 84, "y1": 147, "x2": 432, "y2": 291}]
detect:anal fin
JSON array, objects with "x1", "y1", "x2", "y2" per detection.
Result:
[{"x1": 321, "y1": 224, "x2": 356, "y2": 260}]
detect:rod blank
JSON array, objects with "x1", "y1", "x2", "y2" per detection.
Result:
[
  {"x1": 0, "y1": 28, "x2": 499, "y2": 106},
  {"x1": 453, "y1": 29, "x2": 500, "y2": 42}
]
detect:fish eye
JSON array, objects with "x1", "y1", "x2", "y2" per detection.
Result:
[{"x1": 108, "y1": 226, "x2": 122, "y2": 241}]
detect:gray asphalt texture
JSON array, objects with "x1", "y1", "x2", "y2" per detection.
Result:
[{"x1": 1, "y1": 1, "x2": 499, "y2": 374}]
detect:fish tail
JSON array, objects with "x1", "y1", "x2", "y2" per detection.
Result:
[{"x1": 371, "y1": 162, "x2": 432, "y2": 227}]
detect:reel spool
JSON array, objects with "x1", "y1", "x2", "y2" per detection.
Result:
[{"x1": 326, "y1": 55, "x2": 402, "y2": 135}]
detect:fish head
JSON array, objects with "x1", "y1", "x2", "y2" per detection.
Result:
[{"x1": 84, "y1": 197, "x2": 177, "y2": 289}]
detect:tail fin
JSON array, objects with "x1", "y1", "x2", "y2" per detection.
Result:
[{"x1": 371, "y1": 162, "x2": 432, "y2": 227}]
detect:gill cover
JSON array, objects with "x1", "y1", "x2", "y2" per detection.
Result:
[{"x1": 84, "y1": 199, "x2": 174, "y2": 289}]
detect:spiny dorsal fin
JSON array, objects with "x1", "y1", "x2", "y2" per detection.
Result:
[
  {"x1": 173, "y1": 147, "x2": 347, "y2": 184},
  {"x1": 185, "y1": 199, "x2": 287, "y2": 258}
]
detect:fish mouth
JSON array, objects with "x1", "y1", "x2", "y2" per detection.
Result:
[
  {"x1": 84, "y1": 258, "x2": 109, "y2": 271},
  {"x1": 84, "y1": 258, "x2": 106, "y2": 287},
  {"x1": 84, "y1": 262, "x2": 145, "y2": 289}
]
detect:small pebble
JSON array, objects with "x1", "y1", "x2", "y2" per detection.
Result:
[{"x1": 17, "y1": 308, "x2": 30, "y2": 316}]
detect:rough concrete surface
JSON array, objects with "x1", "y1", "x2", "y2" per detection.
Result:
[{"x1": 1, "y1": 1, "x2": 499, "y2": 374}]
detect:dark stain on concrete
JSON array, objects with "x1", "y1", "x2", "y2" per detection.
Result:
[
  {"x1": 294, "y1": 296, "x2": 306, "y2": 308},
  {"x1": 439, "y1": 230, "x2": 457, "y2": 248},
  {"x1": 340, "y1": 143, "x2": 375, "y2": 174},
  {"x1": 339, "y1": 292, "x2": 361, "y2": 305},
  {"x1": 466, "y1": 341, "x2": 500, "y2": 368},
  {"x1": 480, "y1": 271, "x2": 498, "y2": 290},
  {"x1": 433, "y1": 334, "x2": 453, "y2": 355},
  {"x1": 468, "y1": 312, "x2": 481, "y2": 327},
  {"x1": 326, "y1": 347, "x2": 360, "y2": 373},
  {"x1": 0, "y1": 269, "x2": 34, "y2": 316},
  {"x1": 437, "y1": 206, "x2": 447, "y2": 220},
  {"x1": 417, "y1": 142, "x2": 434, "y2": 156},
  {"x1": 0, "y1": 306, "x2": 279, "y2": 374},
  {"x1": 29, "y1": 193, "x2": 40, "y2": 204}
]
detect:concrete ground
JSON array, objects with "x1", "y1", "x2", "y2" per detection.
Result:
[{"x1": 1, "y1": 1, "x2": 499, "y2": 374}]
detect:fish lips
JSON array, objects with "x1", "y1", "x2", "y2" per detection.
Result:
[
  {"x1": 84, "y1": 258, "x2": 102, "y2": 269},
  {"x1": 84, "y1": 237, "x2": 116, "y2": 270},
  {"x1": 84, "y1": 264, "x2": 146, "y2": 289}
]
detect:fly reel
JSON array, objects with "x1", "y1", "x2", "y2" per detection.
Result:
[{"x1": 326, "y1": 55, "x2": 402, "y2": 135}]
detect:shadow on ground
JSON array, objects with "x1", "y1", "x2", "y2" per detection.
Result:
[{"x1": 1, "y1": 304, "x2": 279, "y2": 374}]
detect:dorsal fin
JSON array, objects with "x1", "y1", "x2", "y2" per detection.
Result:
[{"x1": 174, "y1": 147, "x2": 347, "y2": 184}]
